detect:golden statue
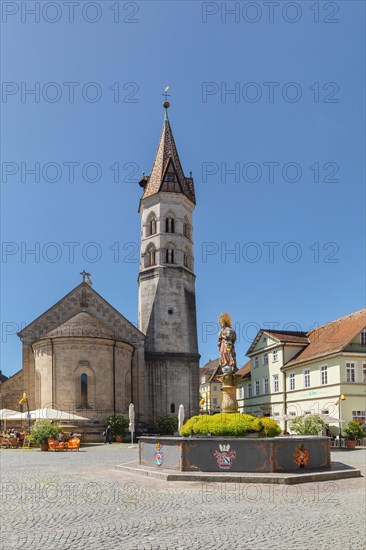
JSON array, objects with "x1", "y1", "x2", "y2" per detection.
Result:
[{"x1": 217, "y1": 313, "x2": 240, "y2": 413}]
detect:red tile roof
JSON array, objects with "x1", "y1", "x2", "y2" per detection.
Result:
[
  {"x1": 284, "y1": 308, "x2": 366, "y2": 367},
  {"x1": 200, "y1": 358, "x2": 221, "y2": 382},
  {"x1": 263, "y1": 330, "x2": 309, "y2": 344},
  {"x1": 246, "y1": 329, "x2": 309, "y2": 355},
  {"x1": 236, "y1": 360, "x2": 251, "y2": 378}
]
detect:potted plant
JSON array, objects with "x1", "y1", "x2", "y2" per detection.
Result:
[
  {"x1": 344, "y1": 420, "x2": 366, "y2": 449},
  {"x1": 107, "y1": 414, "x2": 129, "y2": 442},
  {"x1": 30, "y1": 420, "x2": 61, "y2": 451}
]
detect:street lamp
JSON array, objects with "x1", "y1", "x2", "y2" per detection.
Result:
[
  {"x1": 335, "y1": 394, "x2": 346, "y2": 447},
  {"x1": 19, "y1": 392, "x2": 30, "y2": 434}
]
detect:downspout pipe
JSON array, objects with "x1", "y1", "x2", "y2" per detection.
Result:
[
  {"x1": 113, "y1": 341, "x2": 116, "y2": 415},
  {"x1": 282, "y1": 344, "x2": 287, "y2": 432},
  {"x1": 51, "y1": 338, "x2": 55, "y2": 408}
]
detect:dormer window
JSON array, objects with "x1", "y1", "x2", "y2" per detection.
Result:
[{"x1": 167, "y1": 173, "x2": 175, "y2": 182}]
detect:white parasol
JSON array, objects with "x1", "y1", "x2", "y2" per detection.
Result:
[
  {"x1": 128, "y1": 403, "x2": 136, "y2": 448},
  {"x1": 0, "y1": 408, "x2": 19, "y2": 431},
  {"x1": 5, "y1": 408, "x2": 89, "y2": 422},
  {"x1": 178, "y1": 404, "x2": 185, "y2": 432},
  {"x1": 0, "y1": 408, "x2": 18, "y2": 419}
]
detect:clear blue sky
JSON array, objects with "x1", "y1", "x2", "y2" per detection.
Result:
[{"x1": 1, "y1": 1, "x2": 365, "y2": 376}]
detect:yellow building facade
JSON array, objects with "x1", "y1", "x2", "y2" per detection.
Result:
[{"x1": 199, "y1": 359, "x2": 222, "y2": 414}]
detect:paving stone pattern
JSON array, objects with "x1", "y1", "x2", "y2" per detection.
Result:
[{"x1": 1, "y1": 445, "x2": 365, "y2": 549}]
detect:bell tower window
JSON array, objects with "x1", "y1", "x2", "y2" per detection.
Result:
[
  {"x1": 183, "y1": 247, "x2": 191, "y2": 269},
  {"x1": 146, "y1": 213, "x2": 157, "y2": 237},
  {"x1": 183, "y1": 216, "x2": 191, "y2": 239},
  {"x1": 166, "y1": 245, "x2": 175, "y2": 264},
  {"x1": 145, "y1": 244, "x2": 157, "y2": 268},
  {"x1": 166, "y1": 217, "x2": 175, "y2": 233}
]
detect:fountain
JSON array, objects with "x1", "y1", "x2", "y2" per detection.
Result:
[{"x1": 137, "y1": 313, "x2": 331, "y2": 475}]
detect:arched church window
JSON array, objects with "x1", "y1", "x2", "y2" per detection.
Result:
[
  {"x1": 145, "y1": 244, "x2": 157, "y2": 268},
  {"x1": 166, "y1": 245, "x2": 175, "y2": 264},
  {"x1": 166, "y1": 217, "x2": 175, "y2": 233},
  {"x1": 81, "y1": 373, "x2": 88, "y2": 407},
  {"x1": 170, "y1": 403, "x2": 175, "y2": 413}
]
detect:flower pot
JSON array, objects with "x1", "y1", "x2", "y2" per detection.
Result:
[
  {"x1": 40, "y1": 442, "x2": 49, "y2": 451},
  {"x1": 115, "y1": 435, "x2": 124, "y2": 443},
  {"x1": 346, "y1": 439, "x2": 356, "y2": 449}
]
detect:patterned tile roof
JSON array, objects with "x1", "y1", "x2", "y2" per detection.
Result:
[{"x1": 141, "y1": 112, "x2": 196, "y2": 204}]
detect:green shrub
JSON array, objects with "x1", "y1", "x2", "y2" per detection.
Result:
[
  {"x1": 156, "y1": 415, "x2": 178, "y2": 435},
  {"x1": 259, "y1": 417, "x2": 282, "y2": 437},
  {"x1": 30, "y1": 420, "x2": 61, "y2": 444},
  {"x1": 344, "y1": 420, "x2": 366, "y2": 441},
  {"x1": 289, "y1": 414, "x2": 325, "y2": 435},
  {"x1": 106, "y1": 414, "x2": 129, "y2": 436},
  {"x1": 180, "y1": 413, "x2": 280, "y2": 437}
]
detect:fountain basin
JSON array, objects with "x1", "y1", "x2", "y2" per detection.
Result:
[{"x1": 139, "y1": 436, "x2": 330, "y2": 473}]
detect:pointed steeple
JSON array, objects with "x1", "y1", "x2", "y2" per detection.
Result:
[{"x1": 139, "y1": 102, "x2": 196, "y2": 204}]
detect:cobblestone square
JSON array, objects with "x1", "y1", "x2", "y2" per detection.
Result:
[{"x1": 0, "y1": 444, "x2": 365, "y2": 549}]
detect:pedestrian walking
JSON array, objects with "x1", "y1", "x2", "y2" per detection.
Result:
[{"x1": 104, "y1": 424, "x2": 112, "y2": 444}]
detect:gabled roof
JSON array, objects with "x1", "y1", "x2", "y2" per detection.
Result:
[
  {"x1": 200, "y1": 358, "x2": 221, "y2": 382},
  {"x1": 18, "y1": 282, "x2": 145, "y2": 343},
  {"x1": 43, "y1": 312, "x2": 115, "y2": 339},
  {"x1": 284, "y1": 308, "x2": 366, "y2": 368},
  {"x1": 246, "y1": 329, "x2": 309, "y2": 355},
  {"x1": 139, "y1": 105, "x2": 195, "y2": 204},
  {"x1": 236, "y1": 360, "x2": 251, "y2": 379},
  {"x1": 0, "y1": 370, "x2": 9, "y2": 383}
]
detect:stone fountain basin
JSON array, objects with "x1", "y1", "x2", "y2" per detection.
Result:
[{"x1": 139, "y1": 436, "x2": 330, "y2": 473}]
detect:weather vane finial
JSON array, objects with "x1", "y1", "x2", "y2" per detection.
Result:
[
  {"x1": 162, "y1": 86, "x2": 170, "y2": 120},
  {"x1": 163, "y1": 85, "x2": 170, "y2": 101}
]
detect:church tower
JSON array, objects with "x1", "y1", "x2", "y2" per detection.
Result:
[{"x1": 138, "y1": 100, "x2": 199, "y2": 422}]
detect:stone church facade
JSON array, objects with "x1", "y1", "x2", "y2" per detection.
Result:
[{"x1": 0, "y1": 102, "x2": 200, "y2": 432}]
